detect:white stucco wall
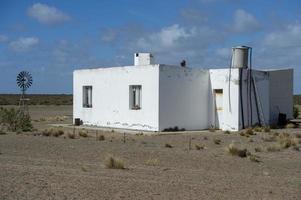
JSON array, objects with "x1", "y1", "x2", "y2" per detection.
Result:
[
  {"x1": 268, "y1": 69, "x2": 293, "y2": 123},
  {"x1": 158, "y1": 65, "x2": 209, "y2": 131},
  {"x1": 73, "y1": 65, "x2": 160, "y2": 131},
  {"x1": 209, "y1": 68, "x2": 240, "y2": 131},
  {"x1": 240, "y1": 69, "x2": 270, "y2": 128}
]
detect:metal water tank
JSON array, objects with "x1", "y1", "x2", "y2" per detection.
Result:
[{"x1": 231, "y1": 46, "x2": 250, "y2": 68}]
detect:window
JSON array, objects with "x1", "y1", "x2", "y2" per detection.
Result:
[
  {"x1": 83, "y1": 86, "x2": 92, "y2": 108},
  {"x1": 129, "y1": 85, "x2": 142, "y2": 110}
]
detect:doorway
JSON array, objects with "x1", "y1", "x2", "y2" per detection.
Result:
[{"x1": 214, "y1": 89, "x2": 223, "y2": 129}]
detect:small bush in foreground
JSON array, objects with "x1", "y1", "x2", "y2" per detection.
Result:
[
  {"x1": 213, "y1": 139, "x2": 221, "y2": 145},
  {"x1": 266, "y1": 145, "x2": 281, "y2": 152},
  {"x1": 249, "y1": 154, "x2": 260, "y2": 162},
  {"x1": 165, "y1": 143, "x2": 173, "y2": 148},
  {"x1": 223, "y1": 130, "x2": 231, "y2": 134},
  {"x1": 293, "y1": 106, "x2": 299, "y2": 119},
  {"x1": 245, "y1": 128, "x2": 254, "y2": 136},
  {"x1": 254, "y1": 147, "x2": 263, "y2": 152},
  {"x1": 0, "y1": 107, "x2": 33, "y2": 132},
  {"x1": 145, "y1": 158, "x2": 159, "y2": 166},
  {"x1": 195, "y1": 144, "x2": 205, "y2": 150},
  {"x1": 226, "y1": 142, "x2": 247, "y2": 157},
  {"x1": 277, "y1": 132, "x2": 299, "y2": 148},
  {"x1": 0, "y1": 129, "x2": 6, "y2": 135},
  {"x1": 42, "y1": 129, "x2": 64, "y2": 137},
  {"x1": 263, "y1": 126, "x2": 270, "y2": 132},
  {"x1": 97, "y1": 134, "x2": 105, "y2": 141},
  {"x1": 253, "y1": 126, "x2": 262, "y2": 132},
  {"x1": 68, "y1": 132, "x2": 76, "y2": 139},
  {"x1": 105, "y1": 155, "x2": 125, "y2": 169},
  {"x1": 79, "y1": 129, "x2": 88, "y2": 137}
]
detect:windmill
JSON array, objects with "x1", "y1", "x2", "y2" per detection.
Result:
[{"x1": 16, "y1": 71, "x2": 33, "y2": 112}]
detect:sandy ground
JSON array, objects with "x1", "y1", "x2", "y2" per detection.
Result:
[{"x1": 0, "y1": 105, "x2": 301, "y2": 200}]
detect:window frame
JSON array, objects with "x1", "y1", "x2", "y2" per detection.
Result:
[
  {"x1": 129, "y1": 85, "x2": 142, "y2": 110},
  {"x1": 82, "y1": 85, "x2": 93, "y2": 108}
]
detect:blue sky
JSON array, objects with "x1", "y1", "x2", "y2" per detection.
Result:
[{"x1": 0, "y1": 0, "x2": 300, "y2": 94}]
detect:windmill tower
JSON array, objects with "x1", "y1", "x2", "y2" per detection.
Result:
[{"x1": 16, "y1": 71, "x2": 33, "y2": 113}]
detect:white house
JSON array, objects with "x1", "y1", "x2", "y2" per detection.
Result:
[{"x1": 73, "y1": 47, "x2": 293, "y2": 132}]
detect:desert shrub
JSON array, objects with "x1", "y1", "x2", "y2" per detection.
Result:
[
  {"x1": 42, "y1": 129, "x2": 51, "y2": 136},
  {"x1": 195, "y1": 144, "x2": 205, "y2": 150},
  {"x1": 262, "y1": 135, "x2": 276, "y2": 142},
  {"x1": 263, "y1": 126, "x2": 270, "y2": 132},
  {"x1": 226, "y1": 142, "x2": 247, "y2": 157},
  {"x1": 145, "y1": 158, "x2": 159, "y2": 166},
  {"x1": 97, "y1": 134, "x2": 105, "y2": 141},
  {"x1": 266, "y1": 145, "x2": 281, "y2": 152},
  {"x1": 249, "y1": 154, "x2": 260, "y2": 162},
  {"x1": 165, "y1": 143, "x2": 173, "y2": 148},
  {"x1": 295, "y1": 133, "x2": 301, "y2": 138},
  {"x1": 79, "y1": 129, "x2": 88, "y2": 137},
  {"x1": 203, "y1": 136, "x2": 208, "y2": 140},
  {"x1": 277, "y1": 132, "x2": 299, "y2": 148},
  {"x1": 245, "y1": 128, "x2": 254, "y2": 135},
  {"x1": 255, "y1": 147, "x2": 263, "y2": 152},
  {"x1": 293, "y1": 106, "x2": 299, "y2": 119},
  {"x1": 0, "y1": 128, "x2": 6, "y2": 135},
  {"x1": 253, "y1": 126, "x2": 262, "y2": 132},
  {"x1": 42, "y1": 129, "x2": 64, "y2": 137},
  {"x1": 105, "y1": 155, "x2": 125, "y2": 169},
  {"x1": 0, "y1": 107, "x2": 33, "y2": 132},
  {"x1": 213, "y1": 139, "x2": 221, "y2": 145},
  {"x1": 68, "y1": 132, "x2": 76, "y2": 139},
  {"x1": 53, "y1": 129, "x2": 64, "y2": 137},
  {"x1": 224, "y1": 130, "x2": 231, "y2": 134}
]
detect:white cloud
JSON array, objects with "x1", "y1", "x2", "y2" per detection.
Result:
[
  {"x1": 0, "y1": 35, "x2": 8, "y2": 43},
  {"x1": 137, "y1": 24, "x2": 195, "y2": 49},
  {"x1": 9, "y1": 37, "x2": 39, "y2": 52},
  {"x1": 263, "y1": 22, "x2": 301, "y2": 48},
  {"x1": 233, "y1": 9, "x2": 260, "y2": 33},
  {"x1": 27, "y1": 3, "x2": 70, "y2": 25}
]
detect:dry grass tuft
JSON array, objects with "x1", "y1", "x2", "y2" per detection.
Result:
[
  {"x1": 203, "y1": 136, "x2": 208, "y2": 140},
  {"x1": 285, "y1": 123, "x2": 297, "y2": 129},
  {"x1": 277, "y1": 132, "x2": 299, "y2": 148},
  {"x1": 254, "y1": 147, "x2": 263, "y2": 152},
  {"x1": 226, "y1": 142, "x2": 247, "y2": 157},
  {"x1": 97, "y1": 134, "x2": 105, "y2": 141},
  {"x1": 0, "y1": 129, "x2": 6, "y2": 135},
  {"x1": 253, "y1": 126, "x2": 263, "y2": 132},
  {"x1": 42, "y1": 129, "x2": 64, "y2": 137},
  {"x1": 262, "y1": 135, "x2": 276, "y2": 142},
  {"x1": 245, "y1": 128, "x2": 255, "y2": 135},
  {"x1": 213, "y1": 139, "x2": 221, "y2": 145},
  {"x1": 79, "y1": 129, "x2": 88, "y2": 137},
  {"x1": 249, "y1": 154, "x2": 261, "y2": 162},
  {"x1": 165, "y1": 143, "x2": 173, "y2": 148},
  {"x1": 266, "y1": 144, "x2": 281, "y2": 152},
  {"x1": 145, "y1": 158, "x2": 159, "y2": 166},
  {"x1": 195, "y1": 144, "x2": 205, "y2": 150},
  {"x1": 105, "y1": 155, "x2": 125, "y2": 169},
  {"x1": 223, "y1": 130, "x2": 231, "y2": 134},
  {"x1": 68, "y1": 132, "x2": 76, "y2": 139},
  {"x1": 263, "y1": 126, "x2": 271, "y2": 132}
]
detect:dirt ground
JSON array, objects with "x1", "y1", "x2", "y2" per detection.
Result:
[{"x1": 0, "y1": 105, "x2": 301, "y2": 200}]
